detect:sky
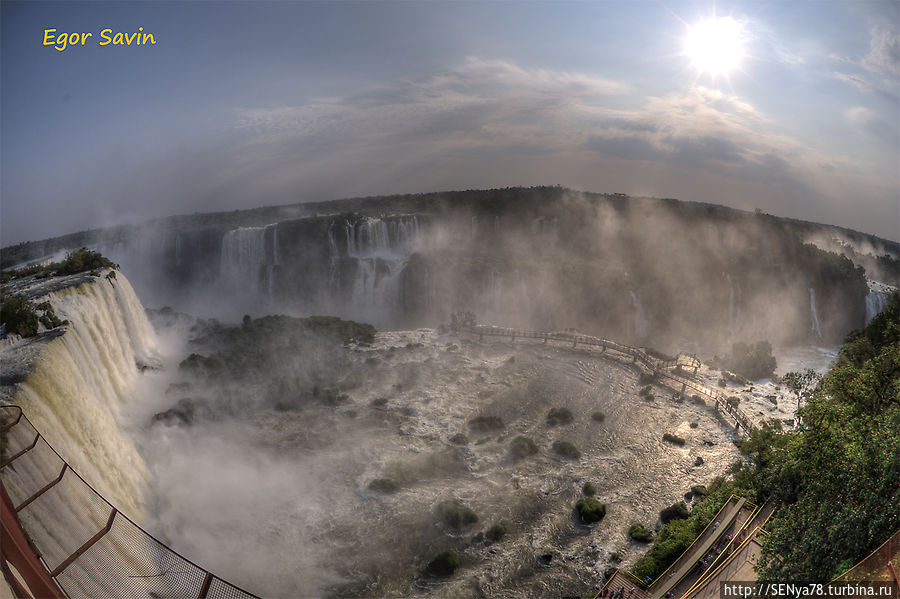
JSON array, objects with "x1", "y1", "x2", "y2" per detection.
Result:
[{"x1": 1, "y1": 0, "x2": 898, "y2": 244}]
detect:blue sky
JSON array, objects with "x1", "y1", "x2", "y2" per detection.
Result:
[{"x1": 2, "y1": 1, "x2": 898, "y2": 243}]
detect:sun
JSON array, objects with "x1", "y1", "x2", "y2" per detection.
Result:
[{"x1": 683, "y1": 16, "x2": 747, "y2": 77}]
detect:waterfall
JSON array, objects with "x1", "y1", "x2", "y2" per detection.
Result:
[
  {"x1": 629, "y1": 291, "x2": 650, "y2": 339},
  {"x1": 726, "y1": 274, "x2": 742, "y2": 336},
  {"x1": 220, "y1": 226, "x2": 267, "y2": 291},
  {"x1": 10, "y1": 272, "x2": 156, "y2": 518},
  {"x1": 345, "y1": 216, "x2": 419, "y2": 316},
  {"x1": 809, "y1": 288, "x2": 822, "y2": 339},
  {"x1": 865, "y1": 292, "x2": 889, "y2": 325}
]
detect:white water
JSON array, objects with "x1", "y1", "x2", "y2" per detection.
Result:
[
  {"x1": 344, "y1": 217, "x2": 419, "y2": 317},
  {"x1": 726, "y1": 274, "x2": 742, "y2": 337},
  {"x1": 865, "y1": 281, "x2": 893, "y2": 325},
  {"x1": 12, "y1": 272, "x2": 157, "y2": 517},
  {"x1": 809, "y1": 288, "x2": 823, "y2": 339},
  {"x1": 220, "y1": 226, "x2": 268, "y2": 290},
  {"x1": 630, "y1": 291, "x2": 650, "y2": 340}
]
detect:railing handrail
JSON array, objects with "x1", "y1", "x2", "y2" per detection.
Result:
[
  {"x1": 457, "y1": 324, "x2": 754, "y2": 434},
  {"x1": 0, "y1": 404, "x2": 261, "y2": 599}
]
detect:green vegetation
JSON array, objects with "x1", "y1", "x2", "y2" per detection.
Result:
[
  {"x1": 591, "y1": 411, "x2": 606, "y2": 423},
  {"x1": 551, "y1": 440, "x2": 581, "y2": 460},
  {"x1": 662, "y1": 433, "x2": 685, "y2": 446},
  {"x1": 546, "y1": 406, "x2": 573, "y2": 426},
  {"x1": 639, "y1": 385, "x2": 654, "y2": 401},
  {"x1": 724, "y1": 341, "x2": 777, "y2": 381},
  {"x1": 0, "y1": 294, "x2": 68, "y2": 337},
  {"x1": 628, "y1": 523, "x2": 653, "y2": 543},
  {"x1": 468, "y1": 415, "x2": 504, "y2": 432},
  {"x1": 631, "y1": 477, "x2": 741, "y2": 582},
  {"x1": 367, "y1": 478, "x2": 399, "y2": 494},
  {"x1": 435, "y1": 499, "x2": 479, "y2": 530},
  {"x1": 659, "y1": 501, "x2": 690, "y2": 524},
  {"x1": 690, "y1": 485, "x2": 708, "y2": 497},
  {"x1": 575, "y1": 498, "x2": 606, "y2": 524},
  {"x1": 449, "y1": 432, "x2": 469, "y2": 445},
  {"x1": 582, "y1": 481, "x2": 597, "y2": 496},
  {"x1": 638, "y1": 371, "x2": 657, "y2": 385},
  {"x1": 1, "y1": 294, "x2": 39, "y2": 337},
  {"x1": 485, "y1": 522, "x2": 507, "y2": 542},
  {"x1": 745, "y1": 293, "x2": 900, "y2": 581},
  {"x1": 630, "y1": 294, "x2": 899, "y2": 585},
  {"x1": 424, "y1": 550, "x2": 460, "y2": 577},
  {"x1": 509, "y1": 435, "x2": 538, "y2": 460},
  {"x1": 1, "y1": 248, "x2": 118, "y2": 284}
]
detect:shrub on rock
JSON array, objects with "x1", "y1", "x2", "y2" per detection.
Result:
[{"x1": 575, "y1": 498, "x2": 606, "y2": 523}]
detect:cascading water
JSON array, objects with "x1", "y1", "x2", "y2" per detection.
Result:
[
  {"x1": 629, "y1": 291, "x2": 650, "y2": 340},
  {"x1": 726, "y1": 274, "x2": 742, "y2": 336},
  {"x1": 865, "y1": 282, "x2": 893, "y2": 325},
  {"x1": 809, "y1": 287, "x2": 823, "y2": 339},
  {"x1": 220, "y1": 225, "x2": 281, "y2": 304},
  {"x1": 344, "y1": 216, "x2": 419, "y2": 317},
  {"x1": 10, "y1": 272, "x2": 157, "y2": 517},
  {"x1": 220, "y1": 227, "x2": 267, "y2": 291}
]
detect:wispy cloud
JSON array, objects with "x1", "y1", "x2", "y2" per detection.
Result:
[{"x1": 862, "y1": 26, "x2": 900, "y2": 78}]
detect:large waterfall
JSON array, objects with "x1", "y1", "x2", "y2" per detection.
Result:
[
  {"x1": 341, "y1": 216, "x2": 419, "y2": 318},
  {"x1": 10, "y1": 272, "x2": 157, "y2": 517}
]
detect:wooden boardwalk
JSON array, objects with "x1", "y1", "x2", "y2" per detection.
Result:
[{"x1": 457, "y1": 324, "x2": 755, "y2": 435}]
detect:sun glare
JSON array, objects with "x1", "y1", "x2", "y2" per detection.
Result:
[{"x1": 684, "y1": 17, "x2": 746, "y2": 77}]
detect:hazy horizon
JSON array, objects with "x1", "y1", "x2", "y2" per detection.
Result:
[{"x1": 2, "y1": 1, "x2": 898, "y2": 244}]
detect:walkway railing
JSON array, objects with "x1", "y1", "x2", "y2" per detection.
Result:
[
  {"x1": 0, "y1": 405, "x2": 261, "y2": 599},
  {"x1": 457, "y1": 324, "x2": 754, "y2": 435}
]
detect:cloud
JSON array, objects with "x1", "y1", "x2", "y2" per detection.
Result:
[{"x1": 862, "y1": 26, "x2": 900, "y2": 77}]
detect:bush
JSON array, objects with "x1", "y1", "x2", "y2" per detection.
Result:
[
  {"x1": 368, "y1": 478, "x2": 399, "y2": 494},
  {"x1": 56, "y1": 248, "x2": 118, "y2": 276},
  {"x1": 1, "y1": 294, "x2": 39, "y2": 337},
  {"x1": 370, "y1": 397, "x2": 388, "y2": 407},
  {"x1": 582, "y1": 481, "x2": 597, "y2": 496},
  {"x1": 639, "y1": 371, "x2": 658, "y2": 385},
  {"x1": 690, "y1": 485, "x2": 708, "y2": 497},
  {"x1": 663, "y1": 433, "x2": 686, "y2": 446},
  {"x1": 509, "y1": 436, "x2": 538, "y2": 460},
  {"x1": 575, "y1": 498, "x2": 606, "y2": 523},
  {"x1": 718, "y1": 378, "x2": 728, "y2": 388},
  {"x1": 659, "y1": 501, "x2": 690, "y2": 524},
  {"x1": 468, "y1": 415, "x2": 504, "y2": 432},
  {"x1": 629, "y1": 523, "x2": 653, "y2": 542},
  {"x1": 552, "y1": 440, "x2": 581, "y2": 460},
  {"x1": 640, "y1": 385, "x2": 654, "y2": 401},
  {"x1": 546, "y1": 407, "x2": 574, "y2": 426},
  {"x1": 591, "y1": 411, "x2": 606, "y2": 423},
  {"x1": 727, "y1": 396, "x2": 741, "y2": 408},
  {"x1": 692, "y1": 395, "x2": 705, "y2": 405},
  {"x1": 450, "y1": 432, "x2": 469, "y2": 445},
  {"x1": 725, "y1": 340, "x2": 777, "y2": 380},
  {"x1": 424, "y1": 550, "x2": 460, "y2": 577},
  {"x1": 436, "y1": 500, "x2": 479, "y2": 529},
  {"x1": 486, "y1": 522, "x2": 507, "y2": 542}
]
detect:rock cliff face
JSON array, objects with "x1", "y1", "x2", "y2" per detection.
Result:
[{"x1": 2, "y1": 188, "x2": 883, "y2": 352}]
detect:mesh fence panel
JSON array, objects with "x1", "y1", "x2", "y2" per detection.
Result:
[
  {"x1": 55, "y1": 514, "x2": 207, "y2": 598},
  {"x1": 17, "y1": 468, "x2": 114, "y2": 572},
  {"x1": 207, "y1": 576, "x2": 262, "y2": 599},
  {"x1": 0, "y1": 406, "x2": 261, "y2": 599},
  {"x1": 2, "y1": 437, "x2": 65, "y2": 506}
]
